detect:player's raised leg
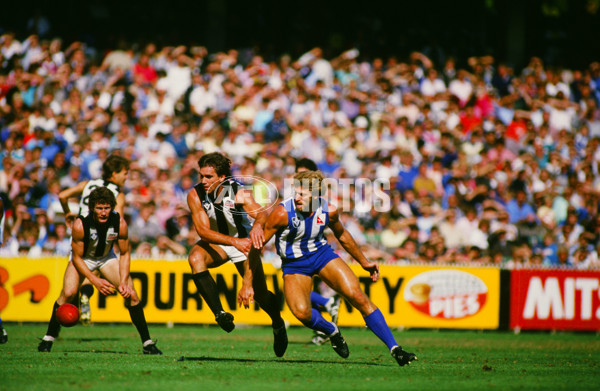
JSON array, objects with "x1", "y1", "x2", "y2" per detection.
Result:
[
  {"x1": 319, "y1": 258, "x2": 417, "y2": 366},
  {"x1": 188, "y1": 242, "x2": 235, "y2": 332}
]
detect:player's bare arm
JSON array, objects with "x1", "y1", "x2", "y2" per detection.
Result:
[
  {"x1": 260, "y1": 205, "x2": 289, "y2": 245},
  {"x1": 328, "y1": 205, "x2": 380, "y2": 282},
  {"x1": 59, "y1": 181, "x2": 88, "y2": 216},
  {"x1": 236, "y1": 188, "x2": 268, "y2": 308},
  {"x1": 237, "y1": 246, "x2": 258, "y2": 309},
  {"x1": 187, "y1": 189, "x2": 251, "y2": 254},
  {"x1": 71, "y1": 218, "x2": 116, "y2": 295},
  {"x1": 114, "y1": 193, "x2": 126, "y2": 218},
  {"x1": 237, "y1": 188, "x2": 268, "y2": 249},
  {"x1": 238, "y1": 206, "x2": 286, "y2": 307},
  {"x1": 117, "y1": 216, "x2": 133, "y2": 299}
]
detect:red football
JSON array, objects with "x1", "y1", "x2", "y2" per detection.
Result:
[{"x1": 56, "y1": 303, "x2": 80, "y2": 327}]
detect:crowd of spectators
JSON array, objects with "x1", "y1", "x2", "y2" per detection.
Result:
[{"x1": 1, "y1": 31, "x2": 600, "y2": 270}]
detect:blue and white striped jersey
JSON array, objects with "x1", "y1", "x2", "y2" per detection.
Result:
[{"x1": 275, "y1": 197, "x2": 330, "y2": 262}]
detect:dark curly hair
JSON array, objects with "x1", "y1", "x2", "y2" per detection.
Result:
[
  {"x1": 198, "y1": 152, "x2": 232, "y2": 177},
  {"x1": 88, "y1": 186, "x2": 116, "y2": 211}
]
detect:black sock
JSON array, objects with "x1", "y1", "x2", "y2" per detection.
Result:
[
  {"x1": 256, "y1": 290, "x2": 284, "y2": 329},
  {"x1": 45, "y1": 301, "x2": 61, "y2": 338},
  {"x1": 192, "y1": 271, "x2": 224, "y2": 315},
  {"x1": 80, "y1": 284, "x2": 94, "y2": 298},
  {"x1": 128, "y1": 303, "x2": 151, "y2": 343}
]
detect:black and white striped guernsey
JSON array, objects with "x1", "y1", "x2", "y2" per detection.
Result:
[
  {"x1": 79, "y1": 179, "x2": 120, "y2": 216},
  {"x1": 79, "y1": 211, "x2": 121, "y2": 259},
  {"x1": 194, "y1": 179, "x2": 253, "y2": 239}
]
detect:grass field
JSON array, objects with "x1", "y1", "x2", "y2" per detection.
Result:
[{"x1": 1, "y1": 323, "x2": 599, "y2": 391}]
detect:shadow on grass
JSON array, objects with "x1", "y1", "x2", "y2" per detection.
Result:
[
  {"x1": 77, "y1": 338, "x2": 122, "y2": 342},
  {"x1": 177, "y1": 355, "x2": 384, "y2": 366},
  {"x1": 60, "y1": 349, "x2": 130, "y2": 354},
  {"x1": 52, "y1": 337, "x2": 129, "y2": 354}
]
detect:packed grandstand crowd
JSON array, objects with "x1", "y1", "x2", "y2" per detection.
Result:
[{"x1": 1, "y1": 31, "x2": 599, "y2": 269}]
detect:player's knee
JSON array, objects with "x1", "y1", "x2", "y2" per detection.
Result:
[
  {"x1": 188, "y1": 248, "x2": 208, "y2": 271},
  {"x1": 347, "y1": 290, "x2": 373, "y2": 311},
  {"x1": 62, "y1": 288, "x2": 78, "y2": 303},
  {"x1": 291, "y1": 304, "x2": 312, "y2": 322},
  {"x1": 354, "y1": 295, "x2": 376, "y2": 315}
]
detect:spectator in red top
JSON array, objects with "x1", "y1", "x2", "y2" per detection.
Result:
[
  {"x1": 133, "y1": 54, "x2": 158, "y2": 84},
  {"x1": 459, "y1": 104, "x2": 482, "y2": 135}
]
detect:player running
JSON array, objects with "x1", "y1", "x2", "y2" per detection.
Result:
[
  {"x1": 186, "y1": 152, "x2": 288, "y2": 357},
  {"x1": 258, "y1": 170, "x2": 417, "y2": 366}
]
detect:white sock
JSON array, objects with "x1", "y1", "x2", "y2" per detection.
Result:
[
  {"x1": 143, "y1": 339, "x2": 154, "y2": 347},
  {"x1": 43, "y1": 336, "x2": 55, "y2": 342}
]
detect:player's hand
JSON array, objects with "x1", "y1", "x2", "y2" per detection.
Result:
[
  {"x1": 249, "y1": 225, "x2": 265, "y2": 249},
  {"x1": 93, "y1": 278, "x2": 116, "y2": 296},
  {"x1": 119, "y1": 280, "x2": 133, "y2": 299},
  {"x1": 362, "y1": 261, "x2": 380, "y2": 282},
  {"x1": 234, "y1": 237, "x2": 252, "y2": 256},
  {"x1": 237, "y1": 285, "x2": 255, "y2": 309},
  {"x1": 118, "y1": 283, "x2": 133, "y2": 299}
]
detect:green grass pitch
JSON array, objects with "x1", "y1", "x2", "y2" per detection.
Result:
[{"x1": 1, "y1": 324, "x2": 598, "y2": 391}]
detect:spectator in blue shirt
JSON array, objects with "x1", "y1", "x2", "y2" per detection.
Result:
[
  {"x1": 505, "y1": 189, "x2": 536, "y2": 226},
  {"x1": 396, "y1": 152, "x2": 419, "y2": 192}
]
